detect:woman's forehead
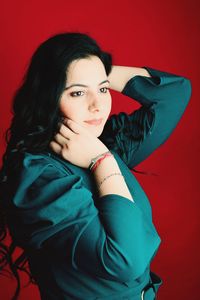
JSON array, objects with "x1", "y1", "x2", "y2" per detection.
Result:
[{"x1": 66, "y1": 56, "x2": 107, "y2": 85}]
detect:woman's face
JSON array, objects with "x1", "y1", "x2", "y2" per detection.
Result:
[{"x1": 59, "y1": 55, "x2": 112, "y2": 137}]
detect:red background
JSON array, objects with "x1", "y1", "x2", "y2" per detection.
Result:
[{"x1": 0, "y1": 0, "x2": 199, "y2": 299}]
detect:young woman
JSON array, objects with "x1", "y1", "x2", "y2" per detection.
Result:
[{"x1": 0, "y1": 32, "x2": 192, "y2": 300}]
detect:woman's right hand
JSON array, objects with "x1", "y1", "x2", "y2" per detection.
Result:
[{"x1": 49, "y1": 118, "x2": 109, "y2": 169}]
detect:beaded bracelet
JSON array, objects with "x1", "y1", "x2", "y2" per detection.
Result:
[{"x1": 97, "y1": 172, "x2": 124, "y2": 190}]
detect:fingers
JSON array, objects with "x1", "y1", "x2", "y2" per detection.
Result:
[
  {"x1": 59, "y1": 124, "x2": 74, "y2": 139},
  {"x1": 50, "y1": 118, "x2": 85, "y2": 155},
  {"x1": 54, "y1": 132, "x2": 69, "y2": 146},
  {"x1": 49, "y1": 141, "x2": 62, "y2": 155},
  {"x1": 63, "y1": 118, "x2": 85, "y2": 134}
]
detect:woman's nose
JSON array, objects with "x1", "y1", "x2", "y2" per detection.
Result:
[{"x1": 88, "y1": 94, "x2": 102, "y2": 111}]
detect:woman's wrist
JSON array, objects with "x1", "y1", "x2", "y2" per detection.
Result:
[
  {"x1": 108, "y1": 65, "x2": 151, "y2": 92},
  {"x1": 90, "y1": 154, "x2": 134, "y2": 202},
  {"x1": 88, "y1": 151, "x2": 113, "y2": 171}
]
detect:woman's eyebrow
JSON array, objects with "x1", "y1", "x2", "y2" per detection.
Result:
[{"x1": 64, "y1": 80, "x2": 110, "y2": 90}]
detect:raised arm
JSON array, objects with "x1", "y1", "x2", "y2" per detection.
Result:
[{"x1": 100, "y1": 66, "x2": 192, "y2": 169}]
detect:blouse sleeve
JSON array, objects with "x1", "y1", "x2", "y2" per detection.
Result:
[
  {"x1": 7, "y1": 153, "x2": 161, "y2": 282},
  {"x1": 99, "y1": 66, "x2": 192, "y2": 169}
]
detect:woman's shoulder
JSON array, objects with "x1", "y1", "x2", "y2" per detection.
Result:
[
  {"x1": 22, "y1": 151, "x2": 73, "y2": 176},
  {"x1": 2, "y1": 151, "x2": 74, "y2": 194}
]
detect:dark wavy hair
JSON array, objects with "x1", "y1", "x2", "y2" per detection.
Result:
[{"x1": 0, "y1": 31, "x2": 113, "y2": 300}]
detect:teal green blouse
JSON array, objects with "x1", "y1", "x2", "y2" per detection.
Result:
[{"x1": 7, "y1": 66, "x2": 191, "y2": 300}]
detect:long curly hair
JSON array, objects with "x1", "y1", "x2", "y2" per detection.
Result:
[{"x1": 0, "y1": 31, "x2": 113, "y2": 300}]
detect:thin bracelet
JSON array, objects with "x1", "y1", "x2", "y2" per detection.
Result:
[{"x1": 98, "y1": 172, "x2": 124, "y2": 189}]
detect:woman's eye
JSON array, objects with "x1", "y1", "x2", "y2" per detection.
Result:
[
  {"x1": 100, "y1": 87, "x2": 109, "y2": 93},
  {"x1": 70, "y1": 91, "x2": 84, "y2": 97}
]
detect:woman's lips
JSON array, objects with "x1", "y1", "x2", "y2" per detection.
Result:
[{"x1": 84, "y1": 118, "x2": 103, "y2": 126}]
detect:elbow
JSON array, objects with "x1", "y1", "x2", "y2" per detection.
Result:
[
  {"x1": 113, "y1": 258, "x2": 147, "y2": 282},
  {"x1": 100, "y1": 242, "x2": 150, "y2": 282},
  {"x1": 101, "y1": 254, "x2": 149, "y2": 282},
  {"x1": 182, "y1": 77, "x2": 192, "y2": 105},
  {"x1": 100, "y1": 233, "x2": 162, "y2": 282}
]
